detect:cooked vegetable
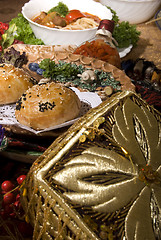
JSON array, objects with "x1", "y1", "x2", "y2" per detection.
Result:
[
  {"x1": 65, "y1": 10, "x2": 85, "y2": 23},
  {"x1": 48, "y1": 2, "x2": 69, "y2": 17},
  {"x1": 33, "y1": 8, "x2": 99, "y2": 30},
  {"x1": 74, "y1": 39, "x2": 121, "y2": 68},
  {"x1": 9, "y1": 13, "x2": 44, "y2": 45},
  {"x1": 37, "y1": 11, "x2": 67, "y2": 28}
]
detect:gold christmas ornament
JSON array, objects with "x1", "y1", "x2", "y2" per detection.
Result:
[{"x1": 21, "y1": 91, "x2": 161, "y2": 240}]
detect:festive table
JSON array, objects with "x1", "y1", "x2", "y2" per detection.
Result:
[{"x1": 0, "y1": 17, "x2": 161, "y2": 240}]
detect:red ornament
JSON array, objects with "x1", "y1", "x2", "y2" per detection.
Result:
[
  {"x1": 1, "y1": 180, "x2": 14, "y2": 192},
  {"x1": 3, "y1": 192, "x2": 16, "y2": 205},
  {"x1": 17, "y1": 175, "x2": 26, "y2": 185}
]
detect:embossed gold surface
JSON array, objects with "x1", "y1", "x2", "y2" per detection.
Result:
[{"x1": 22, "y1": 91, "x2": 161, "y2": 240}]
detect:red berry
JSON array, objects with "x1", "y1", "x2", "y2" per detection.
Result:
[
  {"x1": 16, "y1": 193, "x2": 20, "y2": 201},
  {"x1": 1, "y1": 180, "x2": 14, "y2": 192},
  {"x1": 3, "y1": 23, "x2": 9, "y2": 30},
  {"x1": 3, "y1": 192, "x2": 16, "y2": 205},
  {"x1": 13, "y1": 39, "x2": 24, "y2": 44},
  {"x1": 0, "y1": 22, "x2": 9, "y2": 30},
  {"x1": 17, "y1": 175, "x2": 26, "y2": 185},
  {"x1": 0, "y1": 29, "x2": 4, "y2": 35},
  {"x1": 13, "y1": 200, "x2": 20, "y2": 210}
]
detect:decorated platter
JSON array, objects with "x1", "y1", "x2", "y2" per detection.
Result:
[{"x1": 1, "y1": 44, "x2": 135, "y2": 138}]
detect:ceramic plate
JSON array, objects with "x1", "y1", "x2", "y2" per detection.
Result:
[{"x1": 118, "y1": 44, "x2": 133, "y2": 58}]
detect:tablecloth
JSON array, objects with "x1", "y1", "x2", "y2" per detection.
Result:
[{"x1": 123, "y1": 22, "x2": 161, "y2": 69}]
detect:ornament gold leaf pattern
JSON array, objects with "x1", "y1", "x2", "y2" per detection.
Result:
[{"x1": 53, "y1": 98, "x2": 161, "y2": 240}]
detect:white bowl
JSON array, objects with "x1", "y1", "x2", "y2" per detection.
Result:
[
  {"x1": 22, "y1": 0, "x2": 112, "y2": 46},
  {"x1": 99, "y1": 0, "x2": 161, "y2": 24}
]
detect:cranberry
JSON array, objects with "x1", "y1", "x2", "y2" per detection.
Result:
[
  {"x1": 1, "y1": 180, "x2": 14, "y2": 192},
  {"x1": 17, "y1": 175, "x2": 26, "y2": 185},
  {"x1": 0, "y1": 22, "x2": 9, "y2": 30},
  {"x1": 13, "y1": 39, "x2": 24, "y2": 44},
  {"x1": 13, "y1": 200, "x2": 20, "y2": 210},
  {"x1": 3, "y1": 192, "x2": 16, "y2": 205},
  {"x1": 0, "y1": 29, "x2": 4, "y2": 35},
  {"x1": 16, "y1": 193, "x2": 20, "y2": 201}
]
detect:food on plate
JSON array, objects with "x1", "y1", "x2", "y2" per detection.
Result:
[
  {"x1": 32, "y1": 2, "x2": 100, "y2": 30},
  {"x1": 34, "y1": 11, "x2": 67, "y2": 28},
  {"x1": 73, "y1": 19, "x2": 121, "y2": 68},
  {"x1": 32, "y1": 58, "x2": 122, "y2": 100},
  {"x1": 74, "y1": 39, "x2": 121, "y2": 68},
  {"x1": 5, "y1": 6, "x2": 140, "y2": 49},
  {"x1": 15, "y1": 82, "x2": 81, "y2": 130},
  {"x1": 0, "y1": 63, "x2": 36, "y2": 105},
  {"x1": 62, "y1": 15, "x2": 99, "y2": 30},
  {"x1": 10, "y1": 44, "x2": 135, "y2": 101}
]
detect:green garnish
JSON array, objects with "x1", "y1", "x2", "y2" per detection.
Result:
[
  {"x1": 113, "y1": 21, "x2": 140, "y2": 48},
  {"x1": 9, "y1": 13, "x2": 44, "y2": 45},
  {"x1": 106, "y1": 6, "x2": 119, "y2": 24},
  {"x1": 106, "y1": 6, "x2": 140, "y2": 48},
  {"x1": 39, "y1": 59, "x2": 121, "y2": 92},
  {"x1": 48, "y1": 2, "x2": 69, "y2": 17},
  {"x1": 39, "y1": 58, "x2": 79, "y2": 79}
]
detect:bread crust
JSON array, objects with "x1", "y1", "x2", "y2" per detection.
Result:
[
  {"x1": 0, "y1": 63, "x2": 35, "y2": 105},
  {"x1": 15, "y1": 82, "x2": 81, "y2": 130}
]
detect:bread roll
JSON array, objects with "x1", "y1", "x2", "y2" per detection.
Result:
[
  {"x1": 15, "y1": 82, "x2": 81, "y2": 130},
  {"x1": 0, "y1": 63, "x2": 36, "y2": 105}
]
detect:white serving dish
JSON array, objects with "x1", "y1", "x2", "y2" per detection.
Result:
[
  {"x1": 99, "y1": 0, "x2": 161, "y2": 24},
  {"x1": 22, "y1": 0, "x2": 112, "y2": 45}
]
